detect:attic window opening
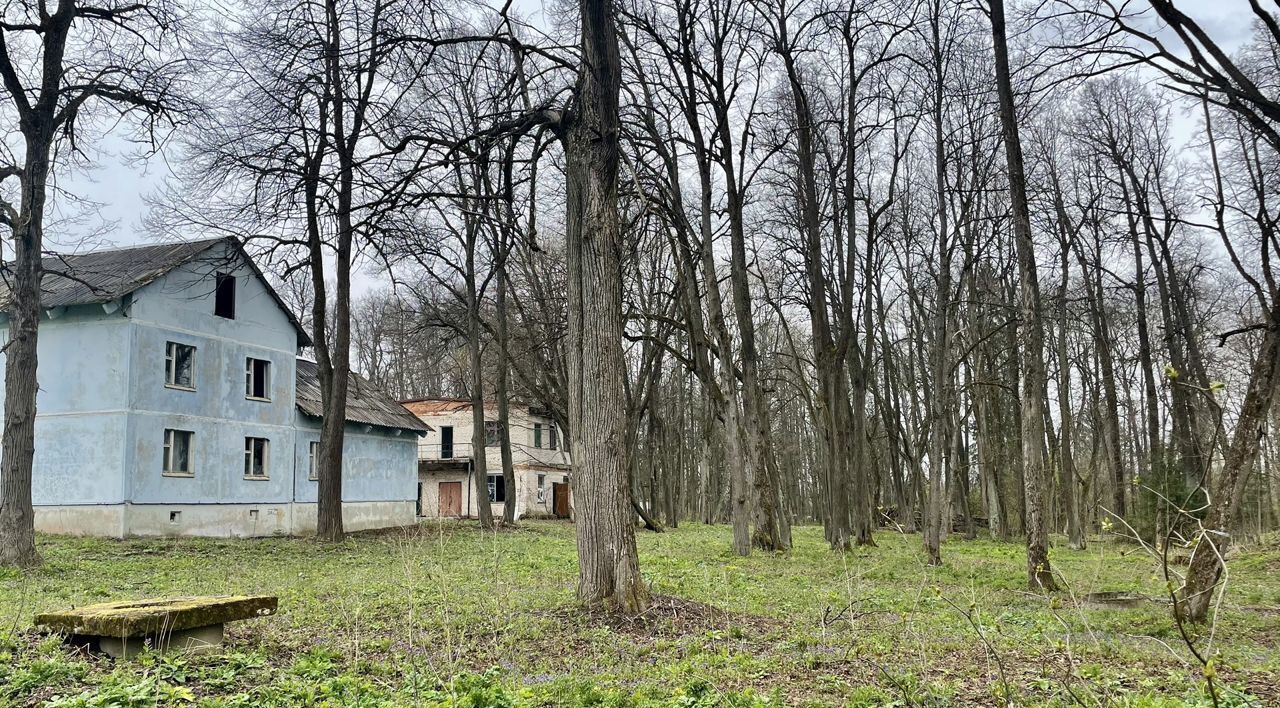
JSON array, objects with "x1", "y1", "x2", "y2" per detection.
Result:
[{"x1": 214, "y1": 272, "x2": 236, "y2": 319}]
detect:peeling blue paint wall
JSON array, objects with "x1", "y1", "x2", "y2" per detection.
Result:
[
  {"x1": 293, "y1": 412, "x2": 418, "y2": 505},
  {"x1": 0, "y1": 241, "x2": 419, "y2": 536}
]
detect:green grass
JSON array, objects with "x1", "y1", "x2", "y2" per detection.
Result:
[{"x1": 1, "y1": 522, "x2": 1277, "y2": 706}]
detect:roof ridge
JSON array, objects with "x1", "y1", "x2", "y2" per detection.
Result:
[{"x1": 44, "y1": 236, "x2": 228, "y2": 259}]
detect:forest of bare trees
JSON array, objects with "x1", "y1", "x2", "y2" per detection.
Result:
[{"x1": 3, "y1": 0, "x2": 1280, "y2": 627}]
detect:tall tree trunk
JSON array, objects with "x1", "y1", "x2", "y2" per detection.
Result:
[
  {"x1": 563, "y1": 0, "x2": 647, "y2": 613},
  {"x1": 1179, "y1": 307, "x2": 1280, "y2": 622},
  {"x1": 990, "y1": 0, "x2": 1056, "y2": 591},
  {"x1": 467, "y1": 293, "x2": 495, "y2": 530},
  {"x1": 0, "y1": 128, "x2": 53, "y2": 568},
  {"x1": 496, "y1": 267, "x2": 517, "y2": 526}
]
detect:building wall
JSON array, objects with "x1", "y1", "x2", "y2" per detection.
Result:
[
  {"x1": 0, "y1": 307, "x2": 133, "y2": 508},
  {"x1": 416, "y1": 465, "x2": 571, "y2": 520},
  {"x1": 415, "y1": 406, "x2": 569, "y2": 469},
  {"x1": 413, "y1": 404, "x2": 571, "y2": 520},
  {"x1": 4, "y1": 241, "x2": 420, "y2": 538},
  {"x1": 124, "y1": 243, "x2": 300, "y2": 508},
  {"x1": 293, "y1": 413, "x2": 418, "y2": 505}
]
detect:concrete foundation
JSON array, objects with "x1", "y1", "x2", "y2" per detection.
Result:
[
  {"x1": 35, "y1": 501, "x2": 415, "y2": 538},
  {"x1": 98, "y1": 624, "x2": 224, "y2": 659}
]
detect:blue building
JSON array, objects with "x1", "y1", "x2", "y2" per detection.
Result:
[{"x1": 0, "y1": 238, "x2": 427, "y2": 537}]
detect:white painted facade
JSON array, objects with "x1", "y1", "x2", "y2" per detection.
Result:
[{"x1": 405, "y1": 400, "x2": 573, "y2": 520}]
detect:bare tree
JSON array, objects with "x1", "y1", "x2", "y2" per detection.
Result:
[{"x1": 0, "y1": 0, "x2": 189, "y2": 567}]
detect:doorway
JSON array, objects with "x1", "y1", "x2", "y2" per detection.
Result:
[{"x1": 438, "y1": 481, "x2": 462, "y2": 517}]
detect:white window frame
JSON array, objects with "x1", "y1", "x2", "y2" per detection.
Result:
[
  {"x1": 308, "y1": 441, "x2": 319, "y2": 481},
  {"x1": 245, "y1": 357, "x2": 272, "y2": 401},
  {"x1": 244, "y1": 437, "x2": 270, "y2": 479},
  {"x1": 163, "y1": 429, "x2": 194, "y2": 477},
  {"x1": 164, "y1": 342, "x2": 196, "y2": 390}
]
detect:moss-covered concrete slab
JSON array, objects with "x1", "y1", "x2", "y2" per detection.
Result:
[{"x1": 35, "y1": 595, "x2": 277, "y2": 638}]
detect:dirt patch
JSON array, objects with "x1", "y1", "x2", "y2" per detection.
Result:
[{"x1": 558, "y1": 594, "x2": 778, "y2": 640}]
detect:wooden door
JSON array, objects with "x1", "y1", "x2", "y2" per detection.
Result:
[
  {"x1": 552, "y1": 482, "x2": 570, "y2": 519},
  {"x1": 438, "y1": 481, "x2": 462, "y2": 517}
]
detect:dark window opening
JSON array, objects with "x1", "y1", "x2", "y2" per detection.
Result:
[
  {"x1": 440, "y1": 426, "x2": 454, "y2": 458},
  {"x1": 484, "y1": 420, "x2": 505, "y2": 448},
  {"x1": 534, "y1": 423, "x2": 543, "y2": 449},
  {"x1": 214, "y1": 273, "x2": 236, "y2": 319},
  {"x1": 487, "y1": 474, "x2": 506, "y2": 502},
  {"x1": 548, "y1": 425, "x2": 559, "y2": 450},
  {"x1": 246, "y1": 358, "x2": 271, "y2": 400}
]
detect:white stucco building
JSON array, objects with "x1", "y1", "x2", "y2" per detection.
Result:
[{"x1": 402, "y1": 399, "x2": 572, "y2": 520}]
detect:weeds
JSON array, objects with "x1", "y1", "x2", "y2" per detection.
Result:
[{"x1": 0, "y1": 522, "x2": 1276, "y2": 706}]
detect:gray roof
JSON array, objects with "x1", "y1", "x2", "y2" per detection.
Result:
[
  {"x1": 2, "y1": 238, "x2": 225, "y2": 308},
  {"x1": 295, "y1": 359, "x2": 430, "y2": 434},
  {"x1": 0, "y1": 237, "x2": 311, "y2": 346}
]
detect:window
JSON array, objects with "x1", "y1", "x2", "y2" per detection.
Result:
[
  {"x1": 164, "y1": 342, "x2": 196, "y2": 389},
  {"x1": 439, "y1": 426, "x2": 454, "y2": 458},
  {"x1": 536, "y1": 474, "x2": 546, "y2": 503},
  {"x1": 163, "y1": 429, "x2": 193, "y2": 476},
  {"x1": 483, "y1": 420, "x2": 505, "y2": 448},
  {"x1": 214, "y1": 273, "x2": 236, "y2": 319},
  {"x1": 245, "y1": 358, "x2": 271, "y2": 400},
  {"x1": 308, "y1": 441, "x2": 319, "y2": 480},
  {"x1": 534, "y1": 423, "x2": 543, "y2": 449},
  {"x1": 548, "y1": 425, "x2": 558, "y2": 451},
  {"x1": 244, "y1": 437, "x2": 269, "y2": 478},
  {"x1": 487, "y1": 474, "x2": 506, "y2": 502}
]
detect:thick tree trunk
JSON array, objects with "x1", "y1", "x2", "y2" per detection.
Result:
[
  {"x1": 564, "y1": 0, "x2": 647, "y2": 613},
  {"x1": 1179, "y1": 310, "x2": 1280, "y2": 622},
  {"x1": 990, "y1": 0, "x2": 1056, "y2": 591},
  {"x1": 0, "y1": 134, "x2": 50, "y2": 567}
]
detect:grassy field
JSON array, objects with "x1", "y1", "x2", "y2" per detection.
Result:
[{"x1": 1, "y1": 521, "x2": 1278, "y2": 707}]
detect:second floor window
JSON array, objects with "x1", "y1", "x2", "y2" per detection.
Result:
[
  {"x1": 244, "y1": 437, "x2": 269, "y2": 478},
  {"x1": 534, "y1": 423, "x2": 543, "y2": 449},
  {"x1": 548, "y1": 425, "x2": 558, "y2": 451},
  {"x1": 484, "y1": 420, "x2": 505, "y2": 448},
  {"x1": 164, "y1": 342, "x2": 196, "y2": 389},
  {"x1": 163, "y1": 429, "x2": 193, "y2": 475},
  {"x1": 246, "y1": 358, "x2": 271, "y2": 400}
]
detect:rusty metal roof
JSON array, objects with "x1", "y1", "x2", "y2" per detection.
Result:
[
  {"x1": 400, "y1": 398, "x2": 473, "y2": 415},
  {"x1": 0, "y1": 237, "x2": 311, "y2": 346},
  {"x1": 296, "y1": 359, "x2": 430, "y2": 434}
]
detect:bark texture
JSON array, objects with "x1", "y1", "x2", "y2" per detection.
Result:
[
  {"x1": 564, "y1": 0, "x2": 648, "y2": 613},
  {"x1": 990, "y1": 0, "x2": 1056, "y2": 591}
]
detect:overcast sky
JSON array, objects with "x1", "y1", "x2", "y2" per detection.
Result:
[{"x1": 45, "y1": 0, "x2": 1257, "y2": 295}]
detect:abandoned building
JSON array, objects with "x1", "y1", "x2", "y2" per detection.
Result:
[
  {"x1": 0, "y1": 237, "x2": 427, "y2": 537},
  {"x1": 402, "y1": 399, "x2": 572, "y2": 520}
]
